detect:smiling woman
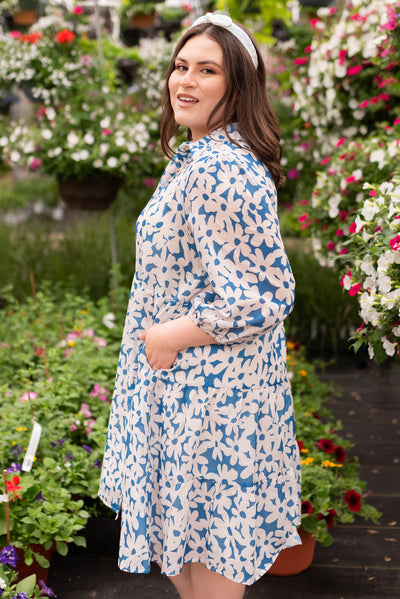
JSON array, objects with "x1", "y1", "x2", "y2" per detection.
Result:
[
  {"x1": 168, "y1": 35, "x2": 227, "y2": 141},
  {"x1": 99, "y1": 13, "x2": 300, "y2": 599}
]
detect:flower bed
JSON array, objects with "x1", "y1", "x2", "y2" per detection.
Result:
[{"x1": 0, "y1": 284, "x2": 380, "y2": 592}]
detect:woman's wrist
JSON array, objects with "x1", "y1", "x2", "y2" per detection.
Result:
[{"x1": 162, "y1": 316, "x2": 215, "y2": 352}]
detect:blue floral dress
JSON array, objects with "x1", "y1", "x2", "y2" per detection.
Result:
[{"x1": 99, "y1": 124, "x2": 301, "y2": 585}]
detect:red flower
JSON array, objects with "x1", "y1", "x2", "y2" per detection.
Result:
[
  {"x1": 344, "y1": 489, "x2": 362, "y2": 512},
  {"x1": 6, "y1": 476, "x2": 22, "y2": 500},
  {"x1": 318, "y1": 509, "x2": 337, "y2": 529},
  {"x1": 326, "y1": 242, "x2": 335, "y2": 251},
  {"x1": 339, "y1": 248, "x2": 348, "y2": 255},
  {"x1": 349, "y1": 222, "x2": 357, "y2": 233},
  {"x1": 336, "y1": 229, "x2": 344, "y2": 237},
  {"x1": 334, "y1": 445, "x2": 346, "y2": 463},
  {"x1": 55, "y1": 29, "x2": 75, "y2": 44},
  {"x1": 317, "y1": 439, "x2": 335, "y2": 453},
  {"x1": 297, "y1": 440, "x2": 304, "y2": 451},
  {"x1": 302, "y1": 500, "x2": 314, "y2": 515}
]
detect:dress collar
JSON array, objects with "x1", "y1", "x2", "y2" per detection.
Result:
[{"x1": 175, "y1": 124, "x2": 246, "y2": 162}]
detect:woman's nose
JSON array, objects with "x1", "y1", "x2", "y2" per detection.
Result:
[{"x1": 181, "y1": 69, "x2": 196, "y2": 86}]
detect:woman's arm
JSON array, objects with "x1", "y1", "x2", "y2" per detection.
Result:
[{"x1": 139, "y1": 316, "x2": 215, "y2": 370}]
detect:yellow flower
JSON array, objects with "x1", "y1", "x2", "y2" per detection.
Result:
[
  {"x1": 67, "y1": 341, "x2": 75, "y2": 347},
  {"x1": 74, "y1": 326, "x2": 82, "y2": 332},
  {"x1": 300, "y1": 457, "x2": 315, "y2": 466},
  {"x1": 16, "y1": 426, "x2": 24, "y2": 432},
  {"x1": 287, "y1": 341, "x2": 296, "y2": 351},
  {"x1": 298, "y1": 369, "x2": 307, "y2": 377},
  {"x1": 81, "y1": 309, "x2": 88, "y2": 314},
  {"x1": 300, "y1": 448, "x2": 309, "y2": 453},
  {"x1": 321, "y1": 460, "x2": 343, "y2": 468}
]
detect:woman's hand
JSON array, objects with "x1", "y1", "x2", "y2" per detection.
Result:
[
  {"x1": 139, "y1": 323, "x2": 178, "y2": 370},
  {"x1": 138, "y1": 316, "x2": 215, "y2": 371}
]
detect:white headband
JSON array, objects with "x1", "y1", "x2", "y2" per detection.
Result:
[{"x1": 190, "y1": 13, "x2": 258, "y2": 70}]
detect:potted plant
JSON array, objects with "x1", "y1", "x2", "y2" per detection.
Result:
[
  {"x1": 1, "y1": 86, "x2": 160, "y2": 209},
  {"x1": 268, "y1": 343, "x2": 381, "y2": 574},
  {"x1": 120, "y1": 0, "x2": 158, "y2": 30},
  {"x1": 0, "y1": 545, "x2": 56, "y2": 597},
  {"x1": 11, "y1": 0, "x2": 39, "y2": 26}
]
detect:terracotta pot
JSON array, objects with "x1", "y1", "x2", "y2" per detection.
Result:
[
  {"x1": 132, "y1": 11, "x2": 156, "y2": 28},
  {"x1": 268, "y1": 528, "x2": 316, "y2": 576},
  {"x1": 12, "y1": 9, "x2": 37, "y2": 25},
  {"x1": 15, "y1": 543, "x2": 55, "y2": 584},
  {"x1": 58, "y1": 173, "x2": 122, "y2": 211}
]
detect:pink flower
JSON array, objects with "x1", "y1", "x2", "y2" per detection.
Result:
[
  {"x1": 9, "y1": 31, "x2": 22, "y2": 38},
  {"x1": 347, "y1": 65, "x2": 363, "y2": 76},
  {"x1": 293, "y1": 57, "x2": 308, "y2": 65},
  {"x1": 73, "y1": 6, "x2": 84, "y2": 14},
  {"x1": 298, "y1": 213, "x2": 309, "y2": 223},
  {"x1": 90, "y1": 383, "x2": 110, "y2": 401},
  {"x1": 346, "y1": 175, "x2": 356, "y2": 184},
  {"x1": 393, "y1": 117, "x2": 400, "y2": 126},
  {"x1": 305, "y1": 45, "x2": 312, "y2": 53},
  {"x1": 369, "y1": 190, "x2": 377, "y2": 196},
  {"x1": 83, "y1": 328, "x2": 95, "y2": 337},
  {"x1": 336, "y1": 137, "x2": 346, "y2": 147},
  {"x1": 80, "y1": 402, "x2": 92, "y2": 418},
  {"x1": 320, "y1": 157, "x2": 330, "y2": 165},
  {"x1": 390, "y1": 234, "x2": 400, "y2": 251},
  {"x1": 70, "y1": 423, "x2": 77, "y2": 431},
  {"x1": 101, "y1": 129, "x2": 112, "y2": 136},
  {"x1": 336, "y1": 229, "x2": 344, "y2": 237},
  {"x1": 359, "y1": 100, "x2": 369, "y2": 109},
  {"x1": 379, "y1": 93, "x2": 390, "y2": 101},
  {"x1": 144, "y1": 177, "x2": 156, "y2": 188},
  {"x1": 287, "y1": 169, "x2": 300, "y2": 180},
  {"x1": 30, "y1": 157, "x2": 42, "y2": 171},
  {"x1": 339, "y1": 248, "x2": 348, "y2": 255},
  {"x1": 19, "y1": 391, "x2": 38, "y2": 402},
  {"x1": 326, "y1": 242, "x2": 335, "y2": 251},
  {"x1": 349, "y1": 222, "x2": 357, "y2": 233},
  {"x1": 94, "y1": 336, "x2": 107, "y2": 347},
  {"x1": 338, "y1": 49, "x2": 347, "y2": 65},
  {"x1": 349, "y1": 283, "x2": 362, "y2": 296}
]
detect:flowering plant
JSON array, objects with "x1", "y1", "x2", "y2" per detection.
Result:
[
  {"x1": 342, "y1": 178, "x2": 400, "y2": 362},
  {"x1": 288, "y1": 343, "x2": 381, "y2": 545},
  {"x1": 1, "y1": 87, "x2": 161, "y2": 184},
  {"x1": 0, "y1": 28, "x2": 103, "y2": 106},
  {"x1": 0, "y1": 545, "x2": 55, "y2": 598}
]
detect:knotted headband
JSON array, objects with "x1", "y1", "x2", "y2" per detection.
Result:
[{"x1": 190, "y1": 13, "x2": 258, "y2": 70}]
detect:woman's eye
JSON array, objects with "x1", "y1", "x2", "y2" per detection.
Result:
[
  {"x1": 175, "y1": 64, "x2": 187, "y2": 71},
  {"x1": 202, "y1": 68, "x2": 215, "y2": 74}
]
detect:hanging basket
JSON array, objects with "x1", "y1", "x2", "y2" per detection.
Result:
[
  {"x1": 12, "y1": 9, "x2": 38, "y2": 25},
  {"x1": 131, "y1": 11, "x2": 156, "y2": 28},
  {"x1": 268, "y1": 528, "x2": 316, "y2": 576},
  {"x1": 58, "y1": 173, "x2": 122, "y2": 211}
]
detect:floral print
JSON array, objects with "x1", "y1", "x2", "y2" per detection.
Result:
[{"x1": 99, "y1": 125, "x2": 301, "y2": 584}]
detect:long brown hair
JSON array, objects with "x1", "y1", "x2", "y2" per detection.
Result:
[{"x1": 160, "y1": 21, "x2": 285, "y2": 187}]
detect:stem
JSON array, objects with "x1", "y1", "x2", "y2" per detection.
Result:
[
  {"x1": 3, "y1": 469, "x2": 10, "y2": 545},
  {"x1": 29, "y1": 271, "x2": 38, "y2": 302}
]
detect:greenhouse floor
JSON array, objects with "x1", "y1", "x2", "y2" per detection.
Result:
[{"x1": 48, "y1": 358, "x2": 400, "y2": 599}]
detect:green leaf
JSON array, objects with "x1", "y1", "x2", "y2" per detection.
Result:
[
  {"x1": 73, "y1": 535, "x2": 87, "y2": 547},
  {"x1": 56, "y1": 540, "x2": 68, "y2": 556},
  {"x1": 16, "y1": 573, "x2": 37, "y2": 594}
]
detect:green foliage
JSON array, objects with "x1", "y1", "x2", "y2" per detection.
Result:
[
  {"x1": 285, "y1": 241, "x2": 360, "y2": 357},
  {"x1": 0, "y1": 175, "x2": 59, "y2": 211},
  {"x1": 217, "y1": 0, "x2": 291, "y2": 42}
]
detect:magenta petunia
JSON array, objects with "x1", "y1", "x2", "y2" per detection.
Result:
[
  {"x1": 293, "y1": 57, "x2": 308, "y2": 65},
  {"x1": 326, "y1": 242, "x2": 335, "y2": 251},
  {"x1": 389, "y1": 234, "x2": 400, "y2": 251},
  {"x1": 349, "y1": 283, "x2": 362, "y2": 296},
  {"x1": 347, "y1": 65, "x2": 363, "y2": 76}
]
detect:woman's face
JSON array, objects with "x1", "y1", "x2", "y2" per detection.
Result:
[{"x1": 168, "y1": 34, "x2": 227, "y2": 141}]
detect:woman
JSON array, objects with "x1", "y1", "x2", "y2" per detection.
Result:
[{"x1": 99, "y1": 13, "x2": 301, "y2": 599}]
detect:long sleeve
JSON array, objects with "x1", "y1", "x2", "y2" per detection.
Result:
[{"x1": 186, "y1": 154, "x2": 295, "y2": 344}]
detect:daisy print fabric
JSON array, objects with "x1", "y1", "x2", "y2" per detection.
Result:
[{"x1": 99, "y1": 124, "x2": 302, "y2": 585}]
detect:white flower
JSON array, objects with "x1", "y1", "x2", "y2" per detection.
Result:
[
  {"x1": 67, "y1": 132, "x2": 79, "y2": 148},
  {"x1": 392, "y1": 325, "x2": 400, "y2": 338},
  {"x1": 368, "y1": 344, "x2": 374, "y2": 360},
  {"x1": 382, "y1": 336, "x2": 396, "y2": 357},
  {"x1": 107, "y1": 157, "x2": 118, "y2": 168},
  {"x1": 102, "y1": 312, "x2": 116, "y2": 329},
  {"x1": 84, "y1": 133, "x2": 95, "y2": 145},
  {"x1": 93, "y1": 159, "x2": 103, "y2": 168},
  {"x1": 377, "y1": 275, "x2": 391, "y2": 294},
  {"x1": 46, "y1": 107, "x2": 56, "y2": 120},
  {"x1": 48, "y1": 147, "x2": 62, "y2": 157},
  {"x1": 42, "y1": 129, "x2": 52, "y2": 140},
  {"x1": 0, "y1": 577, "x2": 6, "y2": 590},
  {"x1": 100, "y1": 116, "x2": 111, "y2": 129},
  {"x1": 0, "y1": 136, "x2": 8, "y2": 147},
  {"x1": 360, "y1": 260, "x2": 375, "y2": 276},
  {"x1": 361, "y1": 200, "x2": 380, "y2": 221},
  {"x1": 10, "y1": 150, "x2": 20, "y2": 162}
]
